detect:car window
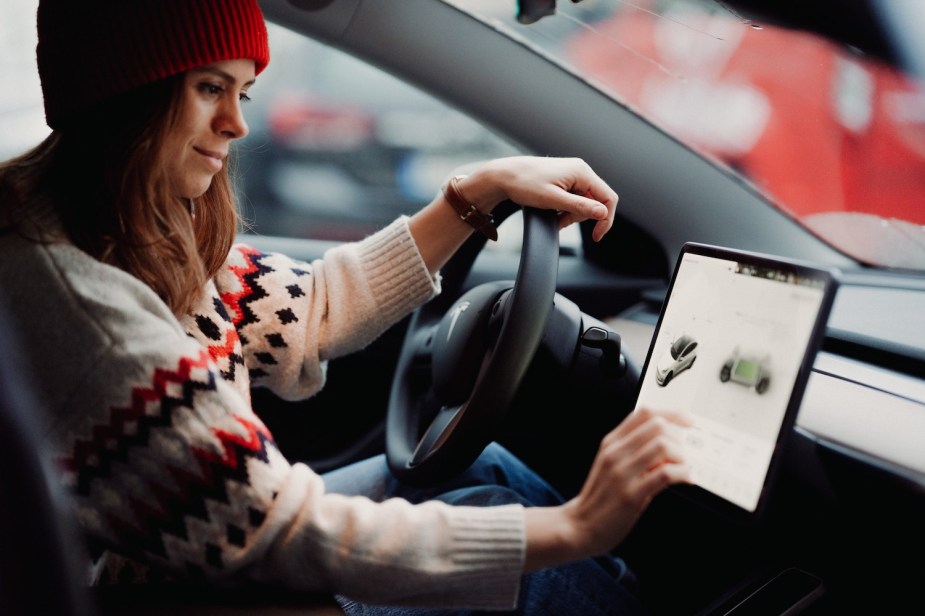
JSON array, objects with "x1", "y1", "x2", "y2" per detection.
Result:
[
  {"x1": 447, "y1": 0, "x2": 925, "y2": 272},
  {"x1": 0, "y1": 9, "x2": 580, "y2": 254},
  {"x1": 234, "y1": 23, "x2": 582, "y2": 251},
  {"x1": 0, "y1": 1, "x2": 47, "y2": 162}
]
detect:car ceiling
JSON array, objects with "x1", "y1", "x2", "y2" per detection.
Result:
[
  {"x1": 724, "y1": 0, "x2": 925, "y2": 82},
  {"x1": 717, "y1": 0, "x2": 918, "y2": 72},
  {"x1": 517, "y1": 0, "x2": 922, "y2": 78}
]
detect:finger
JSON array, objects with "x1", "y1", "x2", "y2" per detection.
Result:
[
  {"x1": 586, "y1": 187, "x2": 617, "y2": 242},
  {"x1": 591, "y1": 218, "x2": 613, "y2": 243},
  {"x1": 590, "y1": 418, "x2": 686, "y2": 493},
  {"x1": 634, "y1": 406, "x2": 694, "y2": 428},
  {"x1": 576, "y1": 173, "x2": 619, "y2": 242},
  {"x1": 582, "y1": 432, "x2": 689, "y2": 522},
  {"x1": 578, "y1": 171, "x2": 618, "y2": 210},
  {"x1": 576, "y1": 181, "x2": 617, "y2": 219},
  {"x1": 545, "y1": 189, "x2": 609, "y2": 221},
  {"x1": 632, "y1": 458, "x2": 693, "y2": 506},
  {"x1": 556, "y1": 211, "x2": 579, "y2": 231},
  {"x1": 637, "y1": 428, "x2": 689, "y2": 471},
  {"x1": 602, "y1": 407, "x2": 692, "y2": 448},
  {"x1": 554, "y1": 199, "x2": 606, "y2": 235},
  {"x1": 600, "y1": 418, "x2": 687, "y2": 478},
  {"x1": 606, "y1": 435, "x2": 691, "y2": 509}
]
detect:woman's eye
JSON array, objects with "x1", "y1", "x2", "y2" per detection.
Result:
[
  {"x1": 239, "y1": 92, "x2": 252, "y2": 103},
  {"x1": 198, "y1": 83, "x2": 223, "y2": 96}
]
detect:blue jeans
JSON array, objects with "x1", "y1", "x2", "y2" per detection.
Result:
[{"x1": 322, "y1": 443, "x2": 646, "y2": 615}]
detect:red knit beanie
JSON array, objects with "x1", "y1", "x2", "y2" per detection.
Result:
[{"x1": 37, "y1": 0, "x2": 271, "y2": 129}]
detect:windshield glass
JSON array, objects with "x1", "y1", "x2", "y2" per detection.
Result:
[{"x1": 447, "y1": 0, "x2": 925, "y2": 272}]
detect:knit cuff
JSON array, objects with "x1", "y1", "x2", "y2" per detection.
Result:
[
  {"x1": 442, "y1": 503, "x2": 526, "y2": 609},
  {"x1": 354, "y1": 216, "x2": 440, "y2": 325}
]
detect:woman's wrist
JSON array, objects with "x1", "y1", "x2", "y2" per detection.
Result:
[
  {"x1": 523, "y1": 504, "x2": 590, "y2": 573},
  {"x1": 443, "y1": 175, "x2": 498, "y2": 241},
  {"x1": 455, "y1": 164, "x2": 510, "y2": 216}
]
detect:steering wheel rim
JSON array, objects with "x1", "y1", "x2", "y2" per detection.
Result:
[{"x1": 386, "y1": 207, "x2": 560, "y2": 486}]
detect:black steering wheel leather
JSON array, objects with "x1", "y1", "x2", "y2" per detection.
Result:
[{"x1": 386, "y1": 208, "x2": 560, "y2": 486}]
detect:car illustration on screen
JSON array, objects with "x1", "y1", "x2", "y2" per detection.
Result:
[
  {"x1": 720, "y1": 349, "x2": 771, "y2": 394},
  {"x1": 655, "y1": 334, "x2": 698, "y2": 386}
]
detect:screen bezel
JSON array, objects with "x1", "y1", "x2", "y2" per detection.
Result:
[{"x1": 634, "y1": 242, "x2": 840, "y2": 525}]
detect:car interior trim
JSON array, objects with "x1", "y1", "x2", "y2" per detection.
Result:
[{"x1": 793, "y1": 370, "x2": 925, "y2": 477}]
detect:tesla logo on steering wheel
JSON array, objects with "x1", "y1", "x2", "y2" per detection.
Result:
[{"x1": 446, "y1": 301, "x2": 470, "y2": 342}]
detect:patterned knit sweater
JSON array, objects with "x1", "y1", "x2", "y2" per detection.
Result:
[{"x1": 0, "y1": 217, "x2": 525, "y2": 609}]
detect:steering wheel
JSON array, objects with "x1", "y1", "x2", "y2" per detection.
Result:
[{"x1": 386, "y1": 207, "x2": 560, "y2": 486}]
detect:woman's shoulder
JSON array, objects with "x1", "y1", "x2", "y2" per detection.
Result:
[
  {"x1": 0, "y1": 233, "x2": 191, "y2": 376},
  {"x1": 0, "y1": 234, "x2": 206, "y2": 432},
  {"x1": 3, "y1": 234, "x2": 177, "y2": 324}
]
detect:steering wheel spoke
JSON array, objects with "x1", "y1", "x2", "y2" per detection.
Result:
[
  {"x1": 404, "y1": 322, "x2": 439, "y2": 365},
  {"x1": 411, "y1": 404, "x2": 464, "y2": 465}
]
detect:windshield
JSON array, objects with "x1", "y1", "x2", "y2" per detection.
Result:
[{"x1": 447, "y1": 0, "x2": 925, "y2": 272}]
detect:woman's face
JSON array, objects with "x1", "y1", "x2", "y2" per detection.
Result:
[{"x1": 165, "y1": 59, "x2": 255, "y2": 199}]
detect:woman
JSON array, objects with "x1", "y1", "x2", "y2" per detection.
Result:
[{"x1": 0, "y1": 0, "x2": 690, "y2": 613}]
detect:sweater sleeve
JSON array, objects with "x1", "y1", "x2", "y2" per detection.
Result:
[
  {"x1": 2, "y1": 236, "x2": 525, "y2": 609},
  {"x1": 63, "y1": 336, "x2": 524, "y2": 608},
  {"x1": 213, "y1": 217, "x2": 439, "y2": 401}
]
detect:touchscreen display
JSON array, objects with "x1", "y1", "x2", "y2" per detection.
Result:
[{"x1": 635, "y1": 245, "x2": 836, "y2": 518}]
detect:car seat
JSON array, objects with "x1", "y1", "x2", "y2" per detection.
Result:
[{"x1": 0, "y1": 309, "x2": 95, "y2": 616}]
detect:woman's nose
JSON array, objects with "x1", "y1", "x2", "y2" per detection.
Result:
[{"x1": 217, "y1": 98, "x2": 249, "y2": 140}]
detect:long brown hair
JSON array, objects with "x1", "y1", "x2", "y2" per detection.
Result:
[{"x1": 0, "y1": 75, "x2": 239, "y2": 316}]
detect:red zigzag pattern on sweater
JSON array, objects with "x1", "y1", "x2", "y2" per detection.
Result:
[
  {"x1": 220, "y1": 245, "x2": 268, "y2": 328},
  {"x1": 60, "y1": 348, "x2": 276, "y2": 562}
]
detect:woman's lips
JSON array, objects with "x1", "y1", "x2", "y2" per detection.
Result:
[{"x1": 194, "y1": 146, "x2": 225, "y2": 172}]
